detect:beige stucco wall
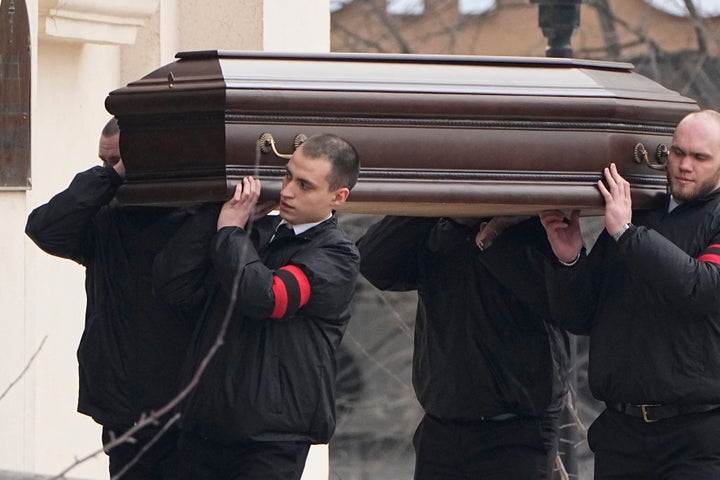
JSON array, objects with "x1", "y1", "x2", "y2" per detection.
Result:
[
  {"x1": 121, "y1": 0, "x2": 331, "y2": 86},
  {"x1": 2, "y1": 1, "x2": 331, "y2": 478},
  {"x1": 25, "y1": 40, "x2": 124, "y2": 478}
]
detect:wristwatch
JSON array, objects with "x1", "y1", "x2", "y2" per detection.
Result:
[{"x1": 613, "y1": 222, "x2": 633, "y2": 242}]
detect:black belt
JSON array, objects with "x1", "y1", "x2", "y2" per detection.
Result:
[
  {"x1": 606, "y1": 402, "x2": 720, "y2": 423},
  {"x1": 481, "y1": 413, "x2": 518, "y2": 421},
  {"x1": 430, "y1": 413, "x2": 519, "y2": 425}
]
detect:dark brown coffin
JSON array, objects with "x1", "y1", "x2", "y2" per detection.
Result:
[{"x1": 105, "y1": 50, "x2": 698, "y2": 216}]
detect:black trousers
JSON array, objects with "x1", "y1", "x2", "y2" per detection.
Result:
[
  {"x1": 176, "y1": 430, "x2": 310, "y2": 480},
  {"x1": 589, "y1": 407, "x2": 720, "y2": 480},
  {"x1": 412, "y1": 411, "x2": 560, "y2": 480},
  {"x1": 102, "y1": 425, "x2": 180, "y2": 480}
]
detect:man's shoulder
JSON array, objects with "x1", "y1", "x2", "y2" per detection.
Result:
[
  {"x1": 299, "y1": 220, "x2": 359, "y2": 263},
  {"x1": 312, "y1": 222, "x2": 357, "y2": 249}
]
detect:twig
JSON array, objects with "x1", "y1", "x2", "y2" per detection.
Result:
[
  {"x1": 370, "y1": 289, "x2": 414, "y2": 338},
  {"x1": 344, "y1": 333, "x2": 411, "y2": 390},
  {"x1": 110, "y1": 413, "x2": 181, "y2": 480},
  {"x1": 49, "y1": 212, "x2": 256, "y2": 479},
  {"x1": 556, "y1": 454, "x2": 570, "y2": 480},
  {"x1": 0, "y1": 335, "x2": 47, "y2": 403},
  {"x1": 563, "y1": 391, "x2": 588, "y2": 435}
]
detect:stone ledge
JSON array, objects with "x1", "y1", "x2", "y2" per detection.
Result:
[
  {"x1": 38, "y1": 0, "x2": 159, "y2": 45},
  {"x1": 0, "y1": 470, "x2": 89, "y2": 480}
]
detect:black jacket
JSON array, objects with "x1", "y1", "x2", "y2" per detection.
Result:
[
  {"x1": 153, "y1": 207, "x2": 360, "y2": 444},
  {"x1": 24, "y1": 166, "x2": 191, "y2": 427},
  {"x1": 357, "y1": 216, "x2": 569, "y2": 420},
  {"x1": 546, "y1": 191, "x2": 720, "y2": 405}
]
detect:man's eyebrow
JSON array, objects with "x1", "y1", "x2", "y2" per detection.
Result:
[
  {"x1": 676, "y1": 145, "x2": 711, "y2": 158},
  {"x1": 298, "y1": 175, "x2": 317, "y2": 187}
]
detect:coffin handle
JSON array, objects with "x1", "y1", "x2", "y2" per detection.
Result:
[
  {"x1": 633, "y1": 143, "x2": 668, "y2": 171},
  {"x1": 258, "y1": 133, "x2": 307, "y2": 159}
]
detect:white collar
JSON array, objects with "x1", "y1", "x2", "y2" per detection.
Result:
[{"x1": 278, "y1": 213, "x2": 332, "y2": 236}]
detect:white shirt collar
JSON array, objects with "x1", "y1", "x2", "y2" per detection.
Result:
[{"x1": 278, "y1": 213, "x2": 332, "y2": 236}]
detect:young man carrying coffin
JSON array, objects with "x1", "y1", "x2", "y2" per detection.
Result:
[{"x1": 153, "y1": 134, "x2": 361, "y2": 480}]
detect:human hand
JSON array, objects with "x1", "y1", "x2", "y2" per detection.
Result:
[
  {"x1": 597, "y1": 163, "x2": 632, "y2": 237},
  {"x1": 114, "y1": 159, "x2": 126, "y2": 177},
  {"x1": 252, "y1": 200, "x2": 279, "y2": 221},
  {"x1": 217, "y1": 177, "x2": 261, "y2": 230},
  {"x1": 539, "y1": 209, "x2": 582, "y2": 263},
  {"x1": 104, "y1": 157, "x2": 125, "y2": 178},
  {"x1": 488, "y1": 215, "x2": 531, "y2": 232},
  {"x1": 475, "y1": 215, "x2": 530, "y2": 250}
]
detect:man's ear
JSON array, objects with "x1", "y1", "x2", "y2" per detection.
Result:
[{"x1": 330, "y1": 187, "x2": 350, "y2": 206}]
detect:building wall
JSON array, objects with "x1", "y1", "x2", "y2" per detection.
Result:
[
  {"x1": 1, "y1": 1, "x2": 330, "y2": 478},
  {"x1": 330, "y1": 0, "x2": 720, "y2": 58}
]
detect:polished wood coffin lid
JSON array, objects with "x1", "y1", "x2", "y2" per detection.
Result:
[{"x1": 105, "y1": 50, "x2": 699, "y2": 216}]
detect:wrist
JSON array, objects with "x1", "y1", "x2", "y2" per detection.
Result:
[
  {"x1": 475, "y1": 228, "x2": 499, "y2": 251},
  {"x1": 476, "y1": 234, "x2": 494, "y2": 251},
  {"x1": 612, "y1": 222, "x2": 633, "y2": 242},
  {"x1": 557, "y1": 252, "x2": 581, "y2": 267}
]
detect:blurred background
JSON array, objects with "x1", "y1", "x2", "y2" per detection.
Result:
[{"x1": 326, "y1": 1, "x2": 720, "y2": 479}]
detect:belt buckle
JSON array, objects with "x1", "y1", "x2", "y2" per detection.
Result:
[{"x1": 640, "y1": 404, "x2": 661, "y2": 423}]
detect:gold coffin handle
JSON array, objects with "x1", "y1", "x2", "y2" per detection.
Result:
[
  {"x1": 258, "y1": 133, "x2": 308, "y2": 159},
  {"x1": 633, "y1": 142, "x2": 668, "y2": 171}
]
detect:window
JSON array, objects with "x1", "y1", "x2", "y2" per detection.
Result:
[
  {"x1": 644, "y1": 0, "x2": 720, "y2": 17},
  {"x1": 387, "y1": 0, "x2": 424, "y2": 15},
  {"x1": 0, "y1": 0, "x2": 31, "y2": 189},
  {"x1": 459, "y1": 0, "x2": 496, "y2": 15}
]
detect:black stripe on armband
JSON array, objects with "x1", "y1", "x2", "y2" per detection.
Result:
[
  {"x1": 699, "y1": 243, "x2": 720, "y2": 265},
  {"x1": 273, "y1": 268, "x2": 303, "y2": 317}
]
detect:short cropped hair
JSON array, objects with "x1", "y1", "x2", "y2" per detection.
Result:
[
  {"x1": 102, "y1": 117, "x2": 120, "y2": 137},
  {"x1": 684, "y1": 109, "x2": 720, "y2": 129},
  {"x1": 298, "y1": 134, "x2": 360, "y2": 190}
]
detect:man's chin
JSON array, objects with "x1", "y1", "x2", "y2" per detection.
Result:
[{"x1": 671, "y1": 186, "x2": 713, "y2": 204}]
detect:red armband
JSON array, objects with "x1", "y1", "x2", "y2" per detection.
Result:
[
  {"x1": 698, "y1": 244, "x2": 720, "y2": 265},
  {"x1": 270, "y1": 265, "x2": 311, "y2": 318}
]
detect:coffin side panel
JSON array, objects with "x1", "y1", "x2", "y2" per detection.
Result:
[{"x1": 105, "y1": 51, "x2": 697, "y2": 215}]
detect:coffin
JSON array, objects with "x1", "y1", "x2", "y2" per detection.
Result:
[{"x1": 105, "y1": 50, "x2": 698, "y2": 216}]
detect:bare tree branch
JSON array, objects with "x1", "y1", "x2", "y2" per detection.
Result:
[
  {"x1": 48, "y1": 200, "x2": 262, "y2": 479},
  {"x1": 110, "y1": 413, "x2": 180, "y2": 480},
  {"x1": 344, "y1": 332, "x2": 412, "y2": 390},
  {"x1": 331, "y1": 19, "x2": 392, "y2": 52},
  {"x1": 684, "y1": 0, "x2": 707, "y2": 54},
  {"x1": 587, "y1": 0, "x2": 621, "y2": 60},
  {"x1": 364, "y1": 0, "x2": 414, "y2": 53},
  {"x1": 555, "y1": 454, "x2": 571, "y2": 480},
  {"x1": 563, "y1": 391, "x2": 588, "y2": 436},
  {"x1": 587, "y1": 4, "x2": 663, "y2": 58},
  {"x1": 0, "y1": 335, "x2": 47, "y2": 403}
]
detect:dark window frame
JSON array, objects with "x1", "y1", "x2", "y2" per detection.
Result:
[{"x1": 1, "y1": 0, "x2": 31, "y2": 190}]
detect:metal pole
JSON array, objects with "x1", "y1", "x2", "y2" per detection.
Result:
[
  {"x1": 528, "y1": 3, "x2": 583, "y2": 477},
  {"x1": 530, "y1": 0, "x2": 582, "y2": 58}
]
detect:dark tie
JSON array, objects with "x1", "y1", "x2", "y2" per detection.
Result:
[{"x1": 273, "y1": 223, "x2": 294, "y2": 242}]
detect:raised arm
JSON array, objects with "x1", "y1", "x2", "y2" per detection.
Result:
[
  {"x1": 474, "y1": 217, "x2": 556, "y2": 319},
  {"x1": 25, "y1": 166, "x2": 123, "y2": 264},
  {"x1": 356, "y1": 215, "x2": 438, "y2": 292},
  {"x1": 539, "y1": 209, "x2": 601, "y2": 335},
  {"x1": 152, "y1": 203, "x2": 221, "y2": 311},
  {"x1": 210, "y1": 225, "x2": 359, "y2": 321}
]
